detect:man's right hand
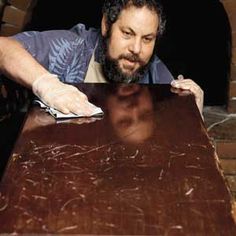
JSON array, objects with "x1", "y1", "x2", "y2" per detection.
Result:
[{"x1": 32, "y1": 73, "x2": 100, "y2": 116}]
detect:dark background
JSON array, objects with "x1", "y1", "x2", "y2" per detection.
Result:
[{"x1": 26, "y1": 0, "x2": 232, "y2": 106}]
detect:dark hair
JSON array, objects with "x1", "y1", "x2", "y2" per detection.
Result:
[{"x1": 102, "y1": 0, "x2": 165, "y2": 37}]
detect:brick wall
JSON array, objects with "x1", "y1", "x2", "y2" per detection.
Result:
[
  {"x1": 0, "y1": 0, "x2": 37, "y2": 36},
  {"x1": 221, "y1": 0, "x2": 236, "y2": 113}
]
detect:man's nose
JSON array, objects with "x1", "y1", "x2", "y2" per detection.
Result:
[{"x1": 129, "y1": 38, "x2": 142, "y2": 55}]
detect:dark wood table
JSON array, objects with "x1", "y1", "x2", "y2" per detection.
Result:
[{"x1": 0, "y1": 83, "x2": 236, "y2": 235}]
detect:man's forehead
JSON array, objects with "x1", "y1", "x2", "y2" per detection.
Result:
[
  {"x1": 118, "y1": 5, "x2": 159, "y2": 20},
  {"x1": 116, "y1": 6, "x2": 159, "y2": 34}
]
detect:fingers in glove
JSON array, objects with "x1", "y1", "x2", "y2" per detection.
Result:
[
  {"x1": 171, "y1": 78, "x2": 204, "y2": 115},
  {"x1": 171, "y1": 79, "x2": 203, "y2": 97},
  {"x1": 68, "y1": 99, "x2": 100, "y2": 117}
]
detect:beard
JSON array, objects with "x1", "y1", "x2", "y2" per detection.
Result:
[{"x1": 99, "y1": 35, "x2": 152, "y2": 83}]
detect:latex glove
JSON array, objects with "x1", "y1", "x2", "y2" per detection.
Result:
[
  {"x1": 171, "y1": 75, "x2": 204, "y2": 117},
  {"x1": 32, "y1": 73, "x2": 99, "y2": 116}
]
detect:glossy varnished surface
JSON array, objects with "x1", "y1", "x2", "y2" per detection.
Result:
[{"x1": 0, "y1": 84, "x2": 235, "y2": 235}]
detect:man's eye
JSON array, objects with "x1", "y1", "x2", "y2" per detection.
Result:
[
  {"x1": 143, "y1": 37, "x2": 152, "y2": 43},
  {"x1": 123, "y1": 31, "x2": 131, "y2": 36}
]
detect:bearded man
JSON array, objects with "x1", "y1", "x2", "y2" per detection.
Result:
[{"x1": 0, "y1": 0, "x2": 203, "y2": 116}]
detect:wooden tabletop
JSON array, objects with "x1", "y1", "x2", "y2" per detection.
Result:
[{"x1": 0, "y1": 83, "x2": 235, "y2": 235}]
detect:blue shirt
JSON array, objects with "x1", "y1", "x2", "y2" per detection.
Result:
[{"x1": 13, "y1": 23, "x2": 174, "y2": 84}]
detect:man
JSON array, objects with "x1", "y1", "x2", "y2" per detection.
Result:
[{"x1": 0, "y1": 0, "x2": 203, "y2": 116}]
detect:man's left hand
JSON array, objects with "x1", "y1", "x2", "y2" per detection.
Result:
[{"x1": 171, "y1": 75, "x2": 204, "y2": 117}]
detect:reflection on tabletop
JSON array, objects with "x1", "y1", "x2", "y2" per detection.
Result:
[{"x1": 1, "y1": 84, "x2": 235, "y2": 234}]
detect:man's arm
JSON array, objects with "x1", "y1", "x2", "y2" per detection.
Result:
[
  {"x1": 0, "y1": 37, "x2": 48, "y2": 87},
  {"x1": 0, "y1": 36, "x2": 98, "y2": 115}
]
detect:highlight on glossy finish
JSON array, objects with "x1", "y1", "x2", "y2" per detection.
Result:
[{"x1": 0, "y1": 84, "x2": 235, "y2": 234}]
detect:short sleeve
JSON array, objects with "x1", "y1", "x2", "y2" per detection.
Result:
[{"x1": 11, "y1": 30, "x2": 79, "y2": 71}]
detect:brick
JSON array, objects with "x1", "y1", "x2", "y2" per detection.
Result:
[
  {"x1": 222, "y1": 0, "x2": 236, "y2": 17},
  {"x1": 216, "y1": 141, "x2": 236, "y2": 157},
  {"x1": 233, "y1": 31, "x2": 236, "y2": 48},
  {"x1": 7, "y1": 0, "x2": 37, "y2": 11},
  {"x1": 2, "y1": 5, "x2": 31, "y2": 27},
  {"x1": 231, "y1": 64, "x2": 236, "y2": 81},
  {"x1": 229, "y1": 81, "x2": 236, "y2": 97},
  {"x1": 232, "y1": 48, "x2": 236, "y2": 65},
  {"x1": 220, "y1": 159, "x2": 236, "y2": 174},
  {"x1": 227, "y1": 99, "x2": 236, "y2": 113},
  {"x1": 229, "y1": 14, "x2": 236, "y2": 31},
  {"x1": 0, "y1": 1, "x2": 4, "y2": 13},
  {"x1": 0, "y1": 23, "x2": 22, "y2": 36}
]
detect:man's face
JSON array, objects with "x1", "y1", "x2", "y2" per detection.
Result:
[{"x1": 102, "y1": 6, "x2": 159, "y2": 83}]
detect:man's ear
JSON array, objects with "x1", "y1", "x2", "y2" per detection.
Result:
[{"x1": 101, "y1": 15, "x2": 108, "y2": 36}]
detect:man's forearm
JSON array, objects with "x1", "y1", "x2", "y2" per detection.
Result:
[
  {"x1": 0, "y1": 36, "x2": 100, "y2": 116},
  {"x1": 0, "y1": 36, "x2": 49, "y2": 89}
]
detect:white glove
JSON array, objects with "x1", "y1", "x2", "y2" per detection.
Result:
[
  {"x1": 171, "y1": 75, "x2": 204, "y2": 118},
  {"x1": 32, "y1": 73, "x2": 99, "y2": 116}
]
